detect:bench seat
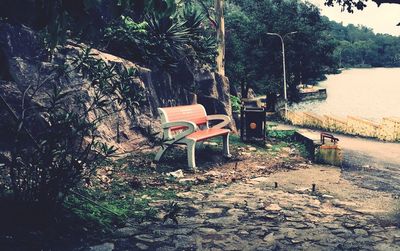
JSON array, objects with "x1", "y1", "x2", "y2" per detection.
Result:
[
  {"x1": 154, "y1": 104, "x2": 231, "y2": 169},
  {"x1": 187, "y1": 128, "x2": 230, "y2": 141}
]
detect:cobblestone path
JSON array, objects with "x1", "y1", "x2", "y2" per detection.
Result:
[{"x1": 93, "y1": 167, "x2": 400, "y2": 251}]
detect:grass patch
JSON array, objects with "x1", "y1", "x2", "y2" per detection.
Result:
[
  {"x1": 63, "y1": 155, "x2": 179, "y2": 233},
  {"x1": 267, "y1": 129, "x2": 296, "y2": 141},
  {"x1": 208, "y1": 134, "x2": 249, "y2": 148},
  {"x1": 267, "y1": 128, "x2": 310, "y2": 158},
  {"x1": 291, "y1": 142, "x2": 310, "y2": 159}
]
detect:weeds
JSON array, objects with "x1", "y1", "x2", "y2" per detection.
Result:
[{"x1": 163, "y1": 201, "x2": 181, "y2": 224}]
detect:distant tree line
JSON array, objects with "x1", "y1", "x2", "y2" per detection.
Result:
[
  {"x1": 225, "y1": 0, "x2": 337, "y2": 102},
  {"x1": 328, "y1": 21, "x2": 400, "y2": 68},
  {"x1": 225, "y1": 0, "x2": 400, "y2": 104}
]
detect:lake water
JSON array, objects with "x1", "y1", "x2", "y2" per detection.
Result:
[{"x1": 289, "y1": 68, "x2": 400, "y2": 121}]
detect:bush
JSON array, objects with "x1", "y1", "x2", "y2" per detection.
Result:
[
  {"x1": 230, "y1": 95, "x2": 241, "y2": 112},
  {"x1": 104, "y1": 2, "x2": 216, "y2": 70},
  {"x1": 3, "y1": 48, "x2": 145, "y2": 210}
]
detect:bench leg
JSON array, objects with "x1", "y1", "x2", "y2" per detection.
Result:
[
  {"x1": 154, "y1": 145, "x2": 168, "y2": 162},
  {"x1": 223, "y1": 134, "x2": 231, "y2": 157},
  {"x1": 187, "y1": 140, "x2": 197, "y2": 169}
]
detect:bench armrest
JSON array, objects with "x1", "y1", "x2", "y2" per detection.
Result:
[
  {"x1": 162, "y1": 121, "x2": 198, "y2": 142},
  {"x1": 207, "y1": 114, "x2": 231, "y2": 129}
]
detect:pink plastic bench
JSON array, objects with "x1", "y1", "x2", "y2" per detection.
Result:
[{"x1": 154, "y1": 104, "x2": 231, "y2": 169}]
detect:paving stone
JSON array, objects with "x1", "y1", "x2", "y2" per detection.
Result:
[
  {"x1": 226, "y1": 208, "x2": 247, "y2": 217},
  {"x1": 89, "y1": 243, "x2": 114, "y2": 251},
  {"x1": 263, "y1": 213, "x2": 279, "y2": 220},
  {"x1": 343, "y1": 222, "x2": 358, "y2": 229},
  {"x1": 238, "y1": 230, "x2": 249, "y2": 235},
  {"x1": 213, "y1": 238, "x2": 245, "y2": 251},
  {"x1": 289, "y1": 222, "x2": 311, "y2": 229},
  {"x1": 290, "y1": 238, "x2": 303, "y2": 244},
  {"x1": 354, "y1": 228, "x2": 369, "y2": 236},
  {"x1": 374, "y1": 243, "x2": 400, "y2": 251},
  {"x1": 177, "y1": 216, "x2": 205, "y2": 225},
  {"x1": 135, "y1": 234, "x2": 168, "y2": 243},
  {"x1": 135, "y1": 243, "x2": 149, "y2": 250},
  {"x1": 285, "y1": 216, "x2": 304, "y2": 223},
  {"x1": 264, "y1": 204, "x2": 282, "y2": 211},
  {"x1": 173, "y1": 235, "x2": 195, "y2": 249},
  {"x1": 114, "y1": 226, "x2": 140, "y2": 238},
  {"x1": 172, "y1": 228, "x2": 194, "y2": 235},
  {"x1": 206, "y1": 216, "x2": 239, "y2": 226},
  {"x1": 197, "y1": 227, "x2": 218, "y2": 235},
  {"x1": 281, "y1": 209, "x2": 299, "y2": 217},
  {"x1": 263, "y1": 233, "x2": 275, "y2": 242},
  {"x1": 323, "y1": 223, "x2": 342, "y2": 230},
  {"x1": 155, "y1": 246, "x2": 176, "y2": 251},
  {"x1": 201, "y1": 207, "x2": 224, "y2": 215}
]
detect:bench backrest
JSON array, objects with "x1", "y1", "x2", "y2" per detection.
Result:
[{"x1": 158, "y1": 104, "x2": 207, "y2": 131}]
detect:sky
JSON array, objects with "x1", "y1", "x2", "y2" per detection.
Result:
[{"x1": 307, "y1": 0, "x2": 400, "y2": 36}]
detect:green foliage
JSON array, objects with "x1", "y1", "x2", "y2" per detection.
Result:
[
  {"x1": 64, "y1": 186, "x2": 166, "y2": 228},
  {"x1": 0, "y1": 0, "x2": 217, "y2": 71},
  {"x1": 225, "y1": 0, "x2": 337, "y2": 101},
  {"x1": 267, "y1": 129, "x2": 296, "y2": 141},
  {"x1": 266, "y1": 128, "x2": 309, "y2": 158},
  {"x1": 328, "y1": 22, "x2": 400, "y2": 68},
  {"x1": 104, "y1": 1, "x2": 217, "y2": 70},
  {"x1": 5, "y1": 48, "x2": 145, "y2": 209},
  {"x1": 230, "y1": 95, "x2": 241, "y2": 112},
  {"x1": 324, "y1": 0, "x2": 367, "y2": 13}
]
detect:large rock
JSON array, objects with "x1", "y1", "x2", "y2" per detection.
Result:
[
  {"x1": 0, "y1": 23, "x2": 44, "y2": 60},
  {"x1": 196, "y1": 71, "x2": 236, "y2": 131},
  {"x1": 0, "y1": 23, "x2": 157, "y2": 152},
  {"x1": 0, "y1": 22, "x2": 237, "y2": 153}
]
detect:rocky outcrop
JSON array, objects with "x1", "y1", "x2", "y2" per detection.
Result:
[
  {"x1": 0, "y1": 23, "x2": 157, "y2": 152},
  {"x1": 0, "y1": 22, "x2": 236, "y2": 153},
  {"x1": 196, "y1": 71, "x2": 236, "y2": 131}
]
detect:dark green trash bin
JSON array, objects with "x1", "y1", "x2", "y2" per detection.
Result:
[{"x1": 240, "y1": 107, "x2": 266, "y2": 142}]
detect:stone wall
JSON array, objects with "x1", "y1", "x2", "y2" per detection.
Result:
[{"x1": 285, "y1": 111, "x2": 400, "y2": 142}]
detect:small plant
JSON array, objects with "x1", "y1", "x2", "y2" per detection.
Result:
[
  {"x1": 230, "y1": 95, "x2": 241, "y2": 112},
  {"x1": 267, "y1": 129, "x2": 296, "y2": 141},
  {"x1": 163, "y1": 201, "x2": 181, "y2": 224}
]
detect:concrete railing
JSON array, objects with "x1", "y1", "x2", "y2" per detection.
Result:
[
  {"x1": 347, "y1": 116, "x2": 380, "y2": 138},
  {"x1": 286, "y1": 110, "x2": 304, "y2": 125},
  {"x1": 323, "y1": 115, "x2": 347, "y2": 133},
  {"x1": 379, "y1": 117, "x2": 400, "y2": 141},
  {"x1": 285, "y1": 111, "x2": 400, "y2": 142},
  {"x1": 302, "y1": 112, "x2": 325, "y2": 129}
]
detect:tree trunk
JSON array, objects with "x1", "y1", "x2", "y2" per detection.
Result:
[{"x1": 215, "y1": 0, "x2": 225, "y2": 76}]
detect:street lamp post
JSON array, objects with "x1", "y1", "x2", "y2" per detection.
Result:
[{"x1": 267, "y1": 31, "x2": 297, "y2": 119}]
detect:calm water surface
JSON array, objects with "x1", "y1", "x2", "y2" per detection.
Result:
[{"x1": 290, "y1": 68, "x2": 400, "y2": 121}]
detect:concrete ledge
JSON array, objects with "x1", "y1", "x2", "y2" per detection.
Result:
[
  {"x1": 294, "y1": 131, "x2": 322, "y2": 160},
  {"x1": 294, "y1": 130, "x2": 342, "y2": 167}
]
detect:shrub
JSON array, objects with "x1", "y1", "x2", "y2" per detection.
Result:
[
  {"x1": 230, "y1": 95, "x2": 241, "y2": 112},
  {"x1": 104, "y1": 2, "x2": 216, "y2": 70},
  {"x1": 4, "y1": 48, "x2": 145, "y2": 210}
]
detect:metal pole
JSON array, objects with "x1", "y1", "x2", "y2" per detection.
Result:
[
  {"x1": 280, "y1": 35, "x2": 288, "y2": 119},
  {"x1": 267, "y1": 31, "x2": 297, "y2": 120}
]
